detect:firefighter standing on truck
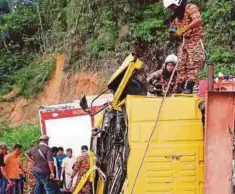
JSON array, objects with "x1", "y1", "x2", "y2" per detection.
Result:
[
  {"x1": 164, "y1": 0, "x2": 205, "y2": 93},
  {"x1": 147, "y1": 54, "x2": 184, "y2": 96}
]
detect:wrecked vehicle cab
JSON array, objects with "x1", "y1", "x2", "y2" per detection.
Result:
[{"x1": 80, "y1": 53, "x2": 204, "y2": 194}]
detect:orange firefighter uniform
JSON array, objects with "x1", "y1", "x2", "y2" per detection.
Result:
[
  {"x1": 171, "y1": 3, "x2": 205, "y2": 83},
  {"x1": 148, "y1": 54, "x2": 184, "y2": 96},
  {"x1": 26, "y1": 159, "x2": 35, "y2": 194},
  {"x1": 148, "y1": 68, "x2": 183, "y2": 96},
  {"x1": 73, "y1": 152, "x2": 90, "y2": 194}
]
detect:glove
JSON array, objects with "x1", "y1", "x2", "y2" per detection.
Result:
[
  {"x1": 155, "y1": 82, "x2": 162, "y2": 89},
  {"x1": 169, "y1": 28, "x2": 177, "y2": 34},
  {"x1": 149, "y1": 77, "x2": 159, "y2": 85},
  {"x1": 149, "y1": 85, "x2": 162, "y2": 94},
  {"x1": 175, "y1": 26, "x2": 189, "y2": 37},
  {"x1": 152, "y1": 79, "x2": 159, "y2": 86}
]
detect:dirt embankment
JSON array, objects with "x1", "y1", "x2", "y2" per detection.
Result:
[{"x1": 0, "y1": 54, "x2": 105, "y2": 126}]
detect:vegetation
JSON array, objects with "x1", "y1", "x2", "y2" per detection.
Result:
[
  {"x1": 0, "y1": 0, "x2": 234, "y2": 98},
  {"x1": 14, "y1": 57, "x2": 55, "y2": 97},
  {"x1": 0, "y1": 120, "x2": 40, "y2": 152},
  {"x1": 0, "y1": 1, "x2": 56, "y2": 98}
]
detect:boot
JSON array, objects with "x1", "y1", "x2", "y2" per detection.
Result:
[{"x1": 183, "y1": 80, "x2": 195, "y2": 94}]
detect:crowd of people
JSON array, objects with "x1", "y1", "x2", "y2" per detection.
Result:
[{"x1": 0, "y1": 135, "x2": 91, "y2": 194}]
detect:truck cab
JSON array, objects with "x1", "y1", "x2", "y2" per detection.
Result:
[{"x1": 79, "y1": 54, "x2": 235, "y2": 194}]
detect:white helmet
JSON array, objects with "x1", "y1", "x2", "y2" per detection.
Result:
[
  {"x1": 218, "y1": 72, "x2": 224, "y2": 78},
  {"x1": 163, "y1": 0, "x2": 182, "y2": 8},
  {"x1": 164, "y1": 54, "x2": 178, "y2": 66}
]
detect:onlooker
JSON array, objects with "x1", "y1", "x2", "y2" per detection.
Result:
[
  {"x1": 51, "y1": 147, "x2": 59, "y2": 181},
  {"x1": 0, "y1": 144, "x2": 8, "y2": 194},
  {"x1": 26, "y1": 135, "x2": 56, "y2": 194},
  {"x1": 56, "y1": 147, "x2": 67, "y2": 177},
  {"x1": 1, "y1": 144, "x2": 27, "y2": 194},
  {"x1": 19, "y1": 168, "x2": 26, "y2": 193},
  {"x1": 61, "y1": 148, "x2": 76, "y2": 191},
  {"x1": 71, "y1": 145, "x2": 90, "y2": 194}
]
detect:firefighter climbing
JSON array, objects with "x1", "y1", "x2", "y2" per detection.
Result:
[{"x1": 164, "y1": 0, "x2": 205, "y2": 93}]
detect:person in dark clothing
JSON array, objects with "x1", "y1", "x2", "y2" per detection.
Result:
[
  {"x1": 51, "y1": 147, "x2": 58, "y2": 158},
  {"x1": 19, "y1": 169, "x2": 26, "y2": 194},
  {"x1": 56, "y1": 147, "x2": 67, "y2": 178},
  {"x1": 51, "y1": 147, "x2": 59, "y2": 180},
  {"x1": 26, "y1": 135, "x2": 56, "y2": 194},
  {"x1": 0, "y1": 144, "x2": 7, "y2": 194}
]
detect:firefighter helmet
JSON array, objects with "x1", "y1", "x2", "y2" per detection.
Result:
[
  {"x1": 163, "y1": 0, "x2": 182, "y2": 8},
  {"x1": 163, "y1": 54, "x2": 178, "y2": 68}
]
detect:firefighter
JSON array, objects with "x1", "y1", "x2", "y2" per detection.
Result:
[
  {"x1": 71, "y1": 145, "x2": 90, "y2": 194},
  {"x1": 164, "y1": 0, "x2": 205, "y2": 93},
  {"x1": 147, "y1": 54, "x2": 184, "y2": 96}
]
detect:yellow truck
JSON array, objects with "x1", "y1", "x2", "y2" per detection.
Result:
[{"x1": 79, "y1": 54, "x2": 234, "y2": 194}]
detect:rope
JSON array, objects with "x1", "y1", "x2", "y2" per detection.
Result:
[
  {"x1": 130, "y1": 37, "x2": 186, "y2": 194},
  {"x1": 199, "y1": 39, "x2": 209, "y2": 74},
  {"x1": 200, "y1": 39, "x2": 207, "y2": 56}
]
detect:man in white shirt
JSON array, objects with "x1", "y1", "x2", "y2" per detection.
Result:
[{"x1": 61, "y1": 148, "x2": 76, "y2": 191}]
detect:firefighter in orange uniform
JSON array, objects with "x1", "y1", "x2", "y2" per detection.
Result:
[
  {"x1": 164, "y1": 0, "x2": 205, "y2": 93},
  {"x1": 71, "y1": 145, "x2": 90, "y2": 194},
  {"x1": 148, "y1": 54, "x2": 184, "y2": 96}
]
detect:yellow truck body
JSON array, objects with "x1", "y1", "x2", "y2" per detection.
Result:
[
  {"x1": 79, "y1": 54, "x2": 204, "y2": 194},
  {"x1": 123, "y1": 95, "x2": 204, "y2": 194}
]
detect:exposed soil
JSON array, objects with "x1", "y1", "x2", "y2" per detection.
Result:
[{"x1": 0, "y1": 54, "x2": 105, "y2": 126}]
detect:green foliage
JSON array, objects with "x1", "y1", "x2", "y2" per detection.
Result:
[
  {"x1": 64, "y1": 0, "x2": 131, "y2": 67},
  {"x1": 199, "y1": 0, "x2": 235, "y2": 78},
  {"x1": 208, "y1": 47, "x2": 235, "y2": 65},
  {"x1": 86, "y1": 11, "x2": 118, "y2": 58},
  {"x1": 0, "y1": 51, "x2": 34, "y2": 96},
  {"x1": 0, "y1": 120, "x2": 40, "y2": 152},
  {"x1": 0, "y1": 84, "x2": 12, "y2": 96},
  {"x1": 130, "y1": 3, "x2": 168, "y2": 42},
  {"x1": 0, "y1": 0, "x2": 235, "y2": 98},
  {"x1": 198, "y1": 47, "x2": 235, "y2": 79},
  {"x1": 0, "y1": 3, "x2": 39, "y2": 51},
  {"x1": 38, "y1": 0, "x2": 68, "y2": 49},
  {"x1": 0, "y1": 1, "x2": 52, "y2": 98},
  {"x1": 131, "y1": 18, "x2": 164, "y2": 41},
  {"x1": 14, "y1": 57, "x2": 55, "y2": 97},
  {"x1": 0, "y1": 51, "x2": 55, "y2": 98}
]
